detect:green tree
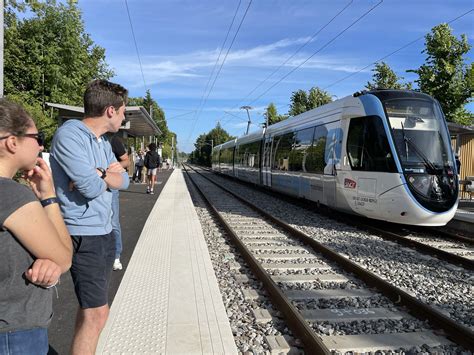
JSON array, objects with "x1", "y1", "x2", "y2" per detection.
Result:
[
  {"x1": 288, "y1": 89, "x2": 308, "y2": 116},
  {"x1": 128, "y1": 91, "x2": 177, "y2": 162},
  {"x1": 307, "y1": 87, "x2": 332, "y2": 109},
  {"x1": 366, "y1": 62, "x2": 412, "y2": 90},
  {"x1": 4, "y1": 0, "x2": 113, "y2": 147},
  {"x1": 289, "y1": 87, "x2": 332, "y2": 116},
  {"x1": 408, "y1": 23, "x2": 473, "y2": 125},
  {"x1": 191, "y1": 123, "x2": 234, "y2": 166},
  {"x1": 264, "y1": 102, "x2": 288, "y2": 126}
]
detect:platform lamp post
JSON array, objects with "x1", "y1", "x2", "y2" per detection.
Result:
[{"x1": 240, "y1": 106, "x2": 253, "y2": 135}]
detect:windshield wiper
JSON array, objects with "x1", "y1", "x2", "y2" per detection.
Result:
[{"x1": 399, "y1": 122, "x2": 438, "y2": 174}]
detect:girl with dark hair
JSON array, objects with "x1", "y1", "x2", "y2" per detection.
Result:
[{"x1": 0, "y1": 99, "x2": 72, "y2": 354}]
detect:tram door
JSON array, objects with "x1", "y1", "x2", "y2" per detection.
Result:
[
  {"x1": 261, "y1": 137, "x2": 272, "y2": 187},
  {"x1": 323, "y1": 126, "x2": 342, "y2": 207}
]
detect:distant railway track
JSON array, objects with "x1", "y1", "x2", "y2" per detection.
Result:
[{"x1": 183, "y1": 164, "x2": 473, "y2": 353}]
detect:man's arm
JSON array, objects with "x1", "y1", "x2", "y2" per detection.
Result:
[
  {"x1": 98, "y1": 162, "x2": 128, "y2": 190},
  {"x1": 52, "y1": 132, "x2": 107, "y2": 199},
  {"x1": 117, "y1": 152, "x2": 130, "y2": 169},
  {"x1": 105, "y1": 139, "x2": 130, "y2": 191}
]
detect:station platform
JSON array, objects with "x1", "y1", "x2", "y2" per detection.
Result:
[
  {"x1": 96, "y1": 169, "x2": 237, "y2": 354},
  {"x1": 446, "y1": 201, "x2": 474, "y2": 235}
]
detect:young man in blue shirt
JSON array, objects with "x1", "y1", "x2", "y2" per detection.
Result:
[{"x1": 51, "y1": 79, "x2": 129, "y2": 354}]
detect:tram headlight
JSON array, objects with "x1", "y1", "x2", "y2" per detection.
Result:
[{"x1": 407, "y1": 174, "x2": 431, "y2": 197}]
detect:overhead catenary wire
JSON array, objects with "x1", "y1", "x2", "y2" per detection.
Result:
[
  {"x1": 167, "y1": 110, "x2": 197, "y2": 120},
  {"x1": 217, "y1": 1, "x2": 353, "y2": 125},
  {"x1": 245, "y1": 0, "x2": 383, "y2": 107},
  {"x1": 269, "y1": 8, "x2": 474, "y2": 118},
  {"x1": 124, "y1": 0, "x2": 148, "y2": 93},
  {"x1": 323, "y1": 7, "x2": 474, "y2": 91},
  {"x1": 193, "y1": 0, "x2": 242, "y2": 120},
  {"x1": 186, "y1": 0, "x2": 253, "y2": 144},
  {"x1": 234, "y1": 0, "x2": 353, "y2": 108}
]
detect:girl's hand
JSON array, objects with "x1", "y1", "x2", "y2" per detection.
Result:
[
  {"x1": 25, "y1": 158, "x2": 55, "y2": 200},
  {"x1": 25, "y1": 259, "x2": 61, "y2": 288}
]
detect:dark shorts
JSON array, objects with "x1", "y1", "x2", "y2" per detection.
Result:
[{"x1": 70, "y1": 234, "x2": 115, "y2": 309}]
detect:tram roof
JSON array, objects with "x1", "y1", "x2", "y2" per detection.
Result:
[{"x1": 46, "y1": 102, "x2": 161, "y2": 137}]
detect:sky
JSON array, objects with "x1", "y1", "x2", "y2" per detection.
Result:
[{"x1": 77, "y1": 0, "x2": 474, "y2": 153}]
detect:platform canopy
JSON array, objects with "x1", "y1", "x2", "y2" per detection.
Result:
[
  {"x1": 448, "y1": 122, "x2": 474, "y2": 135},
  {"x1": 46, "y1": 102, "x2": 161, "y2": 137}
]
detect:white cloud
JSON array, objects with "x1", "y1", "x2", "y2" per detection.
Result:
[{"x1": 110, "y1": 36, "x2": 369, "y2": 89}]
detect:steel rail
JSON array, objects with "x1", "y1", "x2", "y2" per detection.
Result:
[
  {"x1": 423, "y1": 227, "x2": 474, "y2": 245},
  {"x1": 202, "y1": 166, "x2": 474, "y2": 271},
  {"x1": 352, "y1": 223, "x2": 474, "y2": 271},
  {"x1": 187, "y1": 164, "x2": 474, "y2": 350},
  {"x1": 182, "y1": 165, "x2": 330, "y2": 355}
]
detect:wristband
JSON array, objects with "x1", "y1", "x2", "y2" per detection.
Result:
[
  {"x1": 45, "y1": 278, "x2": 60, "y2": 289},
  {"x1": 40, "y1": 197, "x2": 59, "y2": 207}
]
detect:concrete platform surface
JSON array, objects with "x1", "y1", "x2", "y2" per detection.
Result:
[{"x1": 96, "y1": 169, "x2": 237, "y2": 354}]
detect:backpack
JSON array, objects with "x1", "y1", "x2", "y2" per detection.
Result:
[{"x1": 144, "y1": 151, "x2": 159, "y2": 169}]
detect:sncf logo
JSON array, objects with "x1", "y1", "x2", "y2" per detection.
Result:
[{"x1": 344, "y1": 178, "x2": 356, "y2": 189}]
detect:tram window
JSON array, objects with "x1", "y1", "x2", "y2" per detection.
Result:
[
  {"x1": 305, "y1": 125, "x2": 327, "y2": 174},
  {"x1": 290, "y1": 127, "x2": 314, "y2": 172},
  {"x1": 238, "y1": 141, "x2": 260, "y2": 167},
  {"x1": 272, "y1": 132, "x2": 294, "y2": 171},
  {"x1": 221, "y1": 147, "x2": 233, "y2": 165},
  {"x1": 347, "y1": 116, "x2": 397, "y2": 172}
]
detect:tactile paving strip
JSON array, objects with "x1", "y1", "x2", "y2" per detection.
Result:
[{"x1": 97, "y1": 170, "x2": 237, "y2": 354}]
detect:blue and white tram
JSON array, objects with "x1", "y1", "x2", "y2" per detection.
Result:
[{"x1": 212, "y1": 90, "x2": 459, "y2": 226}]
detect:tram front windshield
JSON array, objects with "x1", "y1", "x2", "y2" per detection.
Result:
[{"x1": 383, "y1": 97, "x2": 457, "y2": 212}]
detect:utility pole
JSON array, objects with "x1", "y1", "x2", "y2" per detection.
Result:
[{"x1": 241, "y1": 106, "x2": 253, "y2": 135}]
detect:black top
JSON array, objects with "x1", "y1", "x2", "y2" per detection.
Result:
[
  {"x1": 110, "y1": 136, "x2": 126, "y2": 161},
  {"x1": 0, "y1": 178, "x2": 53, "y2": 331},
  {"x1": 144, "y1": 151, "x2": 160, "y2": 169}
]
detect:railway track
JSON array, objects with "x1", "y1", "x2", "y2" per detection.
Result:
[
  {"x1": 197, "y1": 166, "x2": 474, "y2": 271},
  {"x1": 183, "y1": 164, "x2": 473, "y2": 353}
]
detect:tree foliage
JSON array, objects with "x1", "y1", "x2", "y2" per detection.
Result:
[
  {"x1": 307, "y1": 87, "x2": 333, "y2": 109},
  {"x1": 4, "y1": 0, "x2": 114, "y2": 147},
  {"x1": 5, "y1": 0, "x2": 113, "y2": 105},
  {"x1": 408, "y1": 23, "x2": 473, "y2": 125},
  {"x1": 263, "y1": 102, "x2": 288, "y2": 126},
  {"x1": 366, "y1": 62, "x2": 412, "y2": 90},
  {"x1": 128, "y1": 91, "x2": 177, "y2": 161},
  {"x1": 191, "y1": 123, "x2": 234, "y2": 166},
  {"x1": 288, "y1": 90, "x2": 308, "y2": 116},
  {"x1": 289, "y1": 87, "x2": 332, "y2": 116}
]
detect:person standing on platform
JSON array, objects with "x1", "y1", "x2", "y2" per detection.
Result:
[
  {"x1": 144, "y1": 142, "x2": 159, "y2": 194},
  {"x1": 0, "y1": 99, "x2": 72, "y2": 355},
  {"x1": 50, "y1": 79, "x2": 129, "y2": 355},
  {"x1": 133, "y1": 149, "x2": 144, "y2": 183},
  {"x1": 455, "y1": 153, "x2": 461, "y2": 176},
  {"x1": 110, "y1": 135, "x2": 129, "y2": 271}
]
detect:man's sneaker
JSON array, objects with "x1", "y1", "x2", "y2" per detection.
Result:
[
  {"x1": 150, "y1": 190, "x2": 154, "y2": 195},
  {"x1": 146, "y1": 187, "x2": 150, "y2": 194},
  {"x1": 113, "y1": 258, "x2": 123, "y2": 271}
]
